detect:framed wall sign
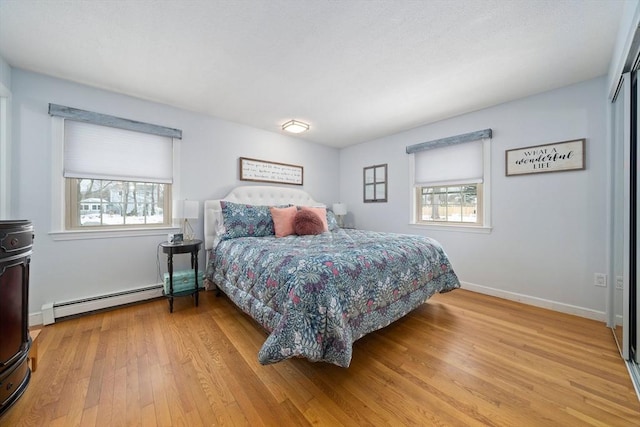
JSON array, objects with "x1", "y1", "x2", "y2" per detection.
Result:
[
  {"x1": 239, "y1": 157, "x2": 303, "y2": 185},
  {"x1": 505, "y1": 138, "x2": 585, "y2": 176},
  {"x1": 363, "y1": 164, "x2": 388, "y2": 202}
]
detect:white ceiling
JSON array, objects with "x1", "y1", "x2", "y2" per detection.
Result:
[{"x1": 0, "y1": 0, "x2": 626, "y2": 148}]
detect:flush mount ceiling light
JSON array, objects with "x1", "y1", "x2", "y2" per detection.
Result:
[{"x1": 282, "y1": 119, "x2": 309, "y2": 134}]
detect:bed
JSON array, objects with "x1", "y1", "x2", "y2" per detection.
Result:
[{"x1": 204, "y1": 185, "x2": 460, "y2": 367}]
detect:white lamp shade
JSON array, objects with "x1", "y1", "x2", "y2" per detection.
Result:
[
  {"x1": 183, "y1": 200, "x2": 199, "y2": 219},
  {"x1": 173, "y1": 200, "x2": 199, "y2": 219},
  {"x1": 332, "y1": 203, "x2": 347, "y2": 216}
]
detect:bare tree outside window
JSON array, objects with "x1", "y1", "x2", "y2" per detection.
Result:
[
  {"x1": 417, "y1": 184, "x2": 481, "y2": 224},
  {"x1": 69, "y1": 179, "x2": 168, "y2": 228}
]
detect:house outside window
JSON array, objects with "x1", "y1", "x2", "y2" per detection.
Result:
[{"x1": 70, "y1": 180, "x2": 167, "y2": 227}]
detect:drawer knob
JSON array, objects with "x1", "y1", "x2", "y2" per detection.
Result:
[
  {"x1": 6, "y1": 382, "x2": 13, "y2": 391},
  {"x1": 10, "y1": 238, "x2": 18, "y2": 247}
]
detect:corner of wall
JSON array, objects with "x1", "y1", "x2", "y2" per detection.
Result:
[
  {"x1": 0, "y1": 55, "x2": 11, "y2": 219},
  {"x1": 607, "y1": 0, "x2": 640, "y2": 99},
  {"x1": 0, "y1": 55, "x2": 11, "y2": 95}
]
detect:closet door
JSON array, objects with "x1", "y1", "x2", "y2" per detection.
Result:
[
  {"x1": 612, "y1": 73, "x2": 631, "y2": 360},
  {"x1": 617, "y1": 68, "x2": 640, "y2": 363},
  {"x1": 634, "y1": 69, "x2": 640, "y2": 363},
  {"x1": 612, "y1": 74, "x2": 627, "y2": 358}
]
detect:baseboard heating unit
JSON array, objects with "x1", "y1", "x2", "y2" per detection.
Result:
[{"x1": 41, "y1": 284, "x2": 163, "y2": 325}]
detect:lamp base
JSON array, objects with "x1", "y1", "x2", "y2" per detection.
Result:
[{"x1": 183, "y1": 219, "x2": 195, "y2": 241}]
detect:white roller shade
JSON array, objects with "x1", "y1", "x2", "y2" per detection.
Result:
[
  {"x1": 414, "y1": 139, "x2": 483, "y2": 185},
  {"x1": 64, "y1": 120, "x2": 173, "y2": 183}
]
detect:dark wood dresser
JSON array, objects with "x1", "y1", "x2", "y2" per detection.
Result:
[{"x1": 0, "y1": 220, "x2": 33, "y2": 417}]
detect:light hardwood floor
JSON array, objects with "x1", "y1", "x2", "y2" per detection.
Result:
[{"x1": 3, "y1": 289, "x2": 639, "y2": 426}]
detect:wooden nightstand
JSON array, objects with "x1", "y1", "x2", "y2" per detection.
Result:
[{"x1": 160, "y1": 239, "x2": 203, "y2": 313}]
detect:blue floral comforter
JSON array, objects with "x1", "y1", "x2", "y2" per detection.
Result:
[{"x1": 207, "y1": 229, "x2": 460, "y2": 367}]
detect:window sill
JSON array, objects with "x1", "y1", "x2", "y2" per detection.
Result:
[
  {"x1": 409, "y1": 223, "x2": 492, "y2": 234},
  {"x1": 49, "y1": 226, "x2": 180, "y2": 241}
]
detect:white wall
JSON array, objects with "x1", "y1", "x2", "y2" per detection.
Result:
[
  {"x1": 7, "y1": 66, "x2": 611, "y2": 322},
  {"x1": 10, "y1": 69, "x2": 339, "y2": 319},
  {"x1": 340, "y1": 77, "x2": 608, "y2": 320},
  {"x1": 607, "y1": 0, "x2": 640, "y2": 99},
  {"x1": 0, "y1": 55, "x2": 12, "y2": 219},
  {"x1": 0, "y1": 55, "x2": 10, "y2": 92}
]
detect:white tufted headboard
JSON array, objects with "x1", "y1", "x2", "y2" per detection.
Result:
[{"x1": 204, "y1": 185, "x2": 323, "y2": 250}]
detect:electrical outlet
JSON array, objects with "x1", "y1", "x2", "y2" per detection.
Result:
[
  {"x1": 616, "y1": 276, "x2": 623, "y2": 290},
  {"x1": 594, "y1": 273, "x2": 607, "y2": 287}
]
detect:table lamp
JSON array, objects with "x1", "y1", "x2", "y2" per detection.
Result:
[
  {"x1": 173, "y1": 199, "x2": 199, "y2": 240},
  {"x1": 332, "y1": 203, "x2": 347, "y2": 228}
]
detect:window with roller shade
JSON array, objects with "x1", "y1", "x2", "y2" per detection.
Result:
[
  {"x1": 63, "y1": 119, "x2": 173, "y2": 229},
  {"x1": 408, "y1": 130, "x2": 491, "y2": 229}
]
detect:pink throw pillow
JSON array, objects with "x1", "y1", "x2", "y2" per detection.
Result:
[
  {"x1": 270, "y1": 206, "x2": 297, "y2": 237},
  {"x1": 299, "y1": 206, "x2": 328, "y2": 232},
  {"x1": 294, "y1": 210, "x2": 325, "y2": 235}
]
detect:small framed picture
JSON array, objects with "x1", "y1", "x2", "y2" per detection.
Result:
[{"x1": 363, "y1": 164, "x2": 388, "y2": 202}]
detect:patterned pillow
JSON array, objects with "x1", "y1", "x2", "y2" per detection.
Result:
[
  {"x1": 326, "y1": 210, "x2": 339, "y2": 231},
  {"x1": 220, "y1": 201, "x2": 275, "y2": 240},
  {"x1": 294, "y1": 209, "x2": 325, "y2": 235}
]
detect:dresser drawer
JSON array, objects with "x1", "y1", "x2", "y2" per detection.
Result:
[
  {"x1": 0, "y1": 221, "x2": 34, "y2": 257},
  {"x1": 0, "y1": 355, "x2": 29, "y2": 407}
]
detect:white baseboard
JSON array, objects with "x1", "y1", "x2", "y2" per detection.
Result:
[
  {"x1": 29, "y1": 312, "x2": 44, "y2": 328},
  {"x1": 30, "y1": 280, "x2": 605, "y2": 326},
  {"x1": 36, "y1": 283, "x2": 164, "y2": 326},
  {"x1": 626, "y1": 359, "x2": 640, "y2": 402},
  {"x1": 461, "y1": 281, "x2": 606, "y2": 322}
]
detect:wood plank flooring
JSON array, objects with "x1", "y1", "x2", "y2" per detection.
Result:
[{"x1": 2, "y1": 289, "x2": 639, "y2": 426}]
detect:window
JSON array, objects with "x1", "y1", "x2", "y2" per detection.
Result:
[
  {"x1": 417, "y1": 184, "x2": 482, "y2": 224},
  {"x1": 67, "y1": 179, "x2": 167, "y2": 227},
  {"x1": 408, "y1": 129, "x2": 491, "y2": 230},
  {"x1": 49, "y1": 104, "x2": 181, "y2": 233}
]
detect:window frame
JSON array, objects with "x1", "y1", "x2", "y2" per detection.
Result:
[
  {"x1": 363, "y1": 163, "x2": 388, "y2": 203},
  {"x1": 49, "y1": 116, "x2": 182, "y2": 241},
  {"x1": 415, "y1": 183, "x2": 483, "y2": 226},
  {"x1": 65, "y1": 178, "x2": 172, "y2": 230},
  {"x1": 409, "y1": 136, "x2": 492, "y2": 233}
]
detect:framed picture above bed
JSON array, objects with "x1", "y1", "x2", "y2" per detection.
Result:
[{"x1": 239, "y1": 157, "x2": 303, "y2": 186}]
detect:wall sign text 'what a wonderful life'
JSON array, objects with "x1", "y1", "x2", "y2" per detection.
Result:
[{"x1": 505, "y1": 139, "x2": 585, "y2": 176}]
